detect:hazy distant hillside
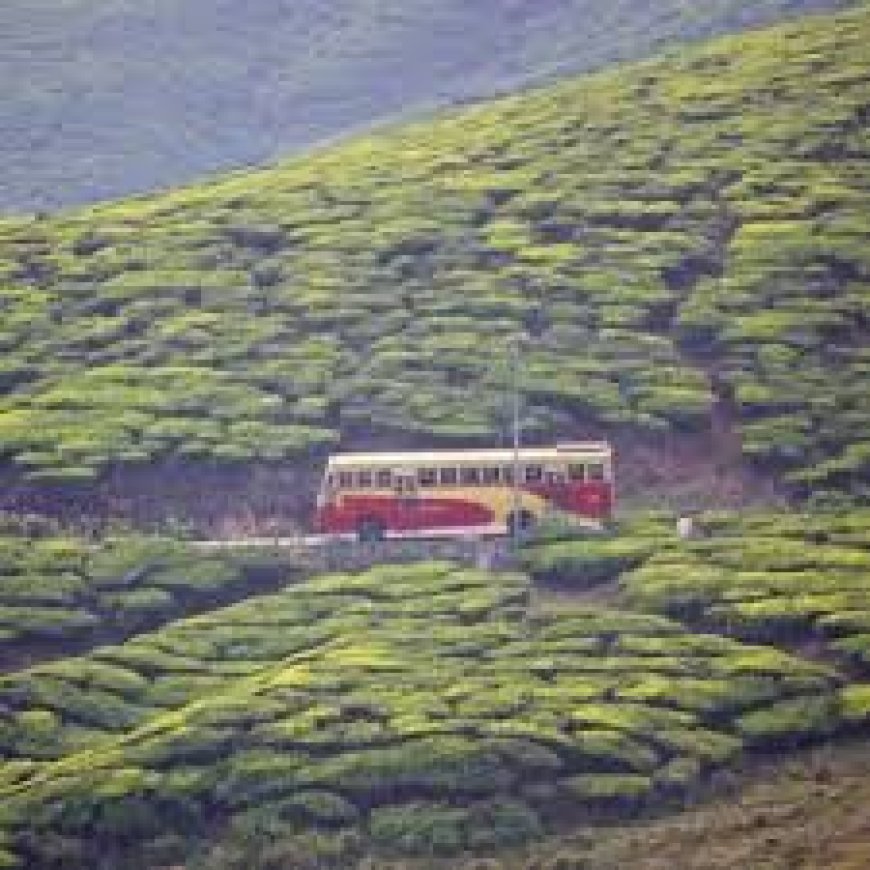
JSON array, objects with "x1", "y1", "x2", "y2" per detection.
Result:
[
  {"x1": 0, "y1": 0, "x2": 852, "y2": 212},
  {"x1": 0, "y1": 3, "x2": 867, "y2": 527}
]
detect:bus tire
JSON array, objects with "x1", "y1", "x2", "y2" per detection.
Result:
[
  {"x1": 507, "y1": 510, "x2": 535, "y2": 538},
  {"x1": 357, "y1": 518, "x2": 385, "y2": 543}
]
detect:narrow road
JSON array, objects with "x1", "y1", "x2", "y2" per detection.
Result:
[{"x1": 190, "y1": 524, "x2": 508, "y2": 549}]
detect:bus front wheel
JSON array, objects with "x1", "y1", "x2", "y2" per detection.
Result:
[
  {"x1": 507, "y1": 510, "x2": 535, "y2": 538},
  {"x1": 357, "y1": 518, "x2": 386, "y2": 543}
]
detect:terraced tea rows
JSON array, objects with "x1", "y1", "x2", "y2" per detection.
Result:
[
  {"x1": 0, "y1": 4, "x2": 867, "y2": 505},
  {"x1": 0, "y1": 534, "x2": 312, "y2": 671},
  {"x1": 0, "y1": 557, "x2": 854, "y2": 869},
  {"x1": 525, "y1": 510, "x2": 870, "y2": 734},
  {"x1": 620, "y1": 511, "x2": 870, "y2": 670},
  {"x1": 523, "y1": 510, "x2": 870, "y2": 667}
]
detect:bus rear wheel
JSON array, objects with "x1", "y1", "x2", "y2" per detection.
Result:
[
  {"x1": 357, "y1": 518, "x2": 385, "y2": 543},
  {"x1": 507, "y1": 510, "x2": 535, "y2": 538}
]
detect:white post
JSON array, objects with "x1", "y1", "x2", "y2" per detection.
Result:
[{"x1": 677, "y1": 515, "x2": 694, "y2": 540}]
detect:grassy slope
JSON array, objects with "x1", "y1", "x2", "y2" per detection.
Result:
[
  {"x1": 1, "y1": 513, "x2": 870, "y2": 868},
  {"x1": 562, "y1": 739, "x2": 870, "y2": 870},
  {"x1": 0, "y1": 0, "x2": 850, "y2": 212},
  {"x1": 0, "y1": 4, "x2": 868, "y2": 518}
]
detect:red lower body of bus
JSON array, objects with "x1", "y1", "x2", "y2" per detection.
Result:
[{"x1": 313, "y1": 482, "x2": 613, "y2": 536}]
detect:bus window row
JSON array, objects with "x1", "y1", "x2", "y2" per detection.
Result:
[{"x1": 329, "y1": 462, "x2": 607, "y2": 491}]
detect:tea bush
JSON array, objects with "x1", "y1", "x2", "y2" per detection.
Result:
[
  {"x1": 0, "y1": 534, "x2": 308, "y2": 665},
  {"x1": 520, "y1": 538, "x2": 659, "y2": 587},
  {"x1": 619, "y1": 510, "x2": 870, "y2": 662}
]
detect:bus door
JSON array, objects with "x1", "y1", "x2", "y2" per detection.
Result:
[
  {"x1": 543, "y1": 465, "x2": 569, "y2": 512},
  {"x1": 393, "y1": 470, "x2": 419, "y2": 529},
  {"x1": 316, "y1": 471, "x2": 336, "y2": 509}
]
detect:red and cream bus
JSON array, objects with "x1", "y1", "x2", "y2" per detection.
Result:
[{"x1": 313, "y1": 442, "x2": 614, "y2": 540}]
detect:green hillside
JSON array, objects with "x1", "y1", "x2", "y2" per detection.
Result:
[
  {"x1": 0, "y1": 533, "x2": 314, "y2": 671},
  {"x1": 0, "y1": 0, "x2": 850, "y2": 212},
  {"x1": 1, "y1": 513, "x2": 870, "y2": 868},
  {"x1": 0, "y1": 4, "x2": 868, "y2": 523}
]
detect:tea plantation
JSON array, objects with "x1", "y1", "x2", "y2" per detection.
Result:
[
  {"x1": 0, "y1": 3, "x2": 868, "y2": 512},
  {"x1": 619, "y1": 511, "x2": 870, "y2": 672},
  {"x1": 0, "y1": 533, "x2": 317, "y2": 671},
  {"x1": 525, "y1": 510, "x2": 870, "y2": 671},
  {"x1": 1, "y1": 537, "x2": 869, "y2": 869}
]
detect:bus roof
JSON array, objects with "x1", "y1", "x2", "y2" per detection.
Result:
[{"x1": 326, "y1": 443, "x2": 612, "y2": 469}]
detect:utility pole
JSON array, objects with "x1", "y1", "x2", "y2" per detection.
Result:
[
  {"x1": 510, "y1": 335, "x2": 522, "y2": 549},
  {"x1": 504, "y1": 304, "x2": 546, "y2": 548}
]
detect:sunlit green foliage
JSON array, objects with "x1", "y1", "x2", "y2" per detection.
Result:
[
  {"x1": 0, "y1": 535, "x2": 309, "y2": 663},
  {"x1": 618, "y1": 510, "x2": 870, "y2": 669},
  {"x1": 520, "y1": 536, "x2": 659, "y2": 587}
]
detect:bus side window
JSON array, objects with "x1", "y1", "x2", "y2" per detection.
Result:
[
  {"x1": 376, "y1": 470, "x2": 392, "y2": 488},
  {"x1": 357, "y1": 470, "x2": 373, "y2": 488},
  {"x1": 338, "y1": 471, "x2": 354, "y2": 489},
  {"x1": 460, "y1": 467, "x2": 481, "y2": 485},
  {"x1": 568, "y1": 464, "x2": 586, "y2": 482},
  {"x1": 545, "y1": 467, "x2": 565, "y2": 485},
  {"x1": 418, "y1": 468, "x2": 438, "y2": 487},
  {"x1": 396, "y1": 473, "x2": 417, "y2": 496},
  {"x1": 588, "y1": 463, "x2": 606, "y2": 482},
  {"x1": 482, "y1": 467, "x2": 500, "y2": 485},
  {"x1": 524, "y1": 465, "x2": 543, "y2": 484},
  {"x1": 502, "y1": 466, "x2": 515, "y2": 484},
  {"x1": 440, "y1": 468, "x2": 458, "y2": 486}
]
